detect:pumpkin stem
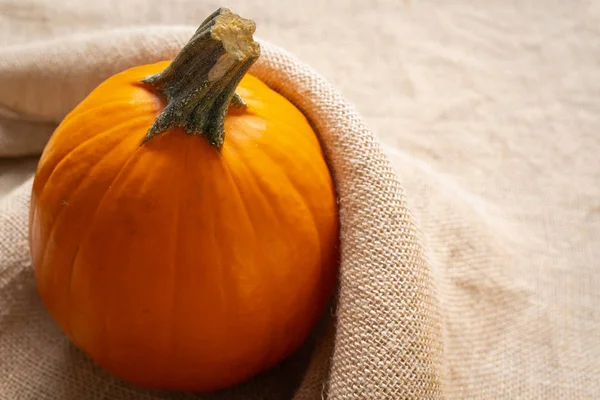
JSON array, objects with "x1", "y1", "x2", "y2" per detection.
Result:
[{"x1": 141, "y1": 8, "x2": 260, "y2": 148}]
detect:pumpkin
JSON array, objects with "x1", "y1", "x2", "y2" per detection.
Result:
[{"x1": 28, "y1": 8, "x2": 339, "y2": 393}]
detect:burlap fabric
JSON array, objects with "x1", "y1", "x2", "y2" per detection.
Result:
[{"x1": 1, "y1": 1, "x2": 599, "y2": 399}]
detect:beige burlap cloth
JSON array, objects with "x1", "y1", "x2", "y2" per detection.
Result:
[{"x1": 1, "y1": 1, "x2": 599, "y2": 399}]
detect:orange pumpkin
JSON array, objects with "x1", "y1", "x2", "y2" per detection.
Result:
[{"x1": 28, "y1": 8, "x2": 339, "y2": 392}]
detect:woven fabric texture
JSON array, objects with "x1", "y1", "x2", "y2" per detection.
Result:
[{"x1": 1, "y1": 0, "x2": 599, "y2": 399}]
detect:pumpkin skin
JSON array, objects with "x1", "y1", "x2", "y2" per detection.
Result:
[{"x1": 28, "y1": 60, "x2": 339, "y2": 392}]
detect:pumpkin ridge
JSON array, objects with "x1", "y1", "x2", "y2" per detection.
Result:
[
  {"x1": 224, "y1": 139, "x2": 275, "y2": 223},
  {"x1": 65, "y1": 138, "x2": 143, "y2": 353},
  {"x1": 219, "y1": 146, "x2": 278, "y2": 365},
  {"x1": 221, "y1": 155, "x2": 257, "y2": 240},
  {"x1": 227, "y1": 135, "x2": 321, "y2": 260},
  {"x1": 35, "y1": 142, "x2": 133, "y2": 285},
  {"x1": 256, "y1": 145, "x2": 327, "y2": 324},
  {"x1": 225, "y1": 138, "x2": 324, "y2": 364},
  {"x1": 255, "y1": 143, "x2": 323, "y2": 261},
  {"x1": 34, "y1": 117, "x2": 150, "y2": 275},
  {"x1": 165, "y1": 137, "x2": 190, "y2": 375},
  {"x1": 35, "y1": 114, "x2": 153, "y2": 199},
  {"x1": 60, "y1": 98, "x2": 154, "y2": 127},
  {"x1": 258, "y1": 133, "x2": 331, "y2": 262},
  {"x1": 209, "y1": 158, "x2": 227, "y2": 340},
  {"x1": 225, "y1": 140, "x2": 293, "y2": 364}
]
